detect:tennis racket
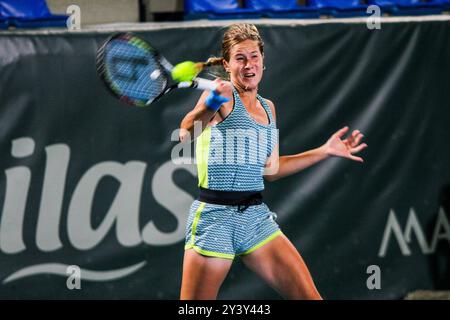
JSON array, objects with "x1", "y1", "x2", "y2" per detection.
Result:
[{"x1": 96, "y1": 33, "x2": 217, "y2": 107}]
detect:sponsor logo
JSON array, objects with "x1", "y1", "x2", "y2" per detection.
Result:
[
  {"x1": 0, "y1": 137, "x2": 196, "y2": 284},
  {"x1": 379, "y1": 207, "x2": 450, "y2": 257}
]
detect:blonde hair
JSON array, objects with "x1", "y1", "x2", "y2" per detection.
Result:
[{"x1": 202, "y1": 23, "x2": 264, "y2": 80}]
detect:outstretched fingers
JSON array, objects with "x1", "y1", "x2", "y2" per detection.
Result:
[
  {"x1": 348, "y1": 154, "x2": 364, "y2": 163},
  {"x1": 344, "y1": 129, "x2": 361, "y2": 144},
  {"x1": 350, "y1": 143, "x2": 368, "y2": 154},
  {"x1": 335, "y1": 126, "x2": 349, "y2": 139},
  {"x1": 352, "y1": 132, "x2": 365, "y2": 147}
]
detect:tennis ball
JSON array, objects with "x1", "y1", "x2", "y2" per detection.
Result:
[{"x1": 171, "y1": 61, "x2": 201, "y2": 82}]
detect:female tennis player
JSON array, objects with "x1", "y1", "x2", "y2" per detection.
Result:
[{"x1": 179, "y1": 23, "x2": 367, "y2": 300}]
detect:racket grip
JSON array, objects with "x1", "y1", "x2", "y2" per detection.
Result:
[{"x1": 194, "y1": 78, "x2": 217, "y2": 91}]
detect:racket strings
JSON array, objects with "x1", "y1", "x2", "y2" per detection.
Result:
[{"x1": 105, "y1": 40, "x2": 166, "y2": 105}]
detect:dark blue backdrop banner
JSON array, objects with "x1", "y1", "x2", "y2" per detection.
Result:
[{"x1": 0, "y1": 19, "x2": 449, "y2": 299}]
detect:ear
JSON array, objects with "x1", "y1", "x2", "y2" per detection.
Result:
[{"x1": 223, "y1": 59, "x2": 230, "y2": 73}]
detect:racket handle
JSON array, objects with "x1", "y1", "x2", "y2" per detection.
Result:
[
  {"x1": 193, "y1": 78, "x2": 217, "y2": 91},
  {"x1": 177, "y1": 78, "x2": 217, "y2": 91}
]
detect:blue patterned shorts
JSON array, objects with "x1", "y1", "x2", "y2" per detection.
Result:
[{"x1": 184, "y1": 200, "x2": 282, "y2": 260}]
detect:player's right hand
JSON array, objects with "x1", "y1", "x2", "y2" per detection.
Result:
[{"x1": 213, "y1": 78, "x2": 233, "y2": 100}]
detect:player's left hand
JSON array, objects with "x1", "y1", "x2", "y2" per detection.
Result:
[{"x1": 323, "y1": 126, "x2": 368, "y2": 162}]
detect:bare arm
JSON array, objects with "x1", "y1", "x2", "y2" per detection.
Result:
[
  {"x1": 179, "y1": 80, "x2": 232, "y2": 142},
  {"x1": 264, "y1": 145, "x2": 330, "y2": 182},
  {"x1": 263, "y1": 101, "x2": 367, "y2": 182}
]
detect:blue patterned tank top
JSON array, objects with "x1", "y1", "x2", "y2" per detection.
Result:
[{"x1": 196, "y1": 88, "x2": 278, "y2": 191}]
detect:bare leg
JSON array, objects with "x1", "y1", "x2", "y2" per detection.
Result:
[
  {"x1": 241, "y1": 234, "x2": 322, "y2": 300},
  {"x1": 180, "y1": 249, "x2": 233, "y2": 300}
]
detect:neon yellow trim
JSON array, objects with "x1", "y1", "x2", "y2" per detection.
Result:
[
  {"x1": 190, "y1": 202, "x2": 206, "y2": 247},
  {"x1": 185, "y1": 201, "x2": 234, "y2": 260},
  {"x1": 185, "y1": 245, "x2": 235, "y2": 260},
  {"x1": 238, "y1": 230, "x2": 283, "y2": 256},
  {"x1": 196, "y1": 127, "x2": 211, "y2": 188}
]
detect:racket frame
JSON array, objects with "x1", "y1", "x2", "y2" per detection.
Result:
[{"x1": 97, "y1": 32, "x2": 217, "y2": 107}]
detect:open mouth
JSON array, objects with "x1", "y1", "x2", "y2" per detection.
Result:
[{"x1": 243, "y1": 73, "x2": 255, "y2": 78}]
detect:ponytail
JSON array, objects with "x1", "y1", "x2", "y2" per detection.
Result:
[{"x1": 202, "y1": 56, "x2": 229, "y2": 80}]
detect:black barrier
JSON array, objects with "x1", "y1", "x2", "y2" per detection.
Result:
[{"x1": 0, "y1": 19, "x2": 449, "y2": 299}]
